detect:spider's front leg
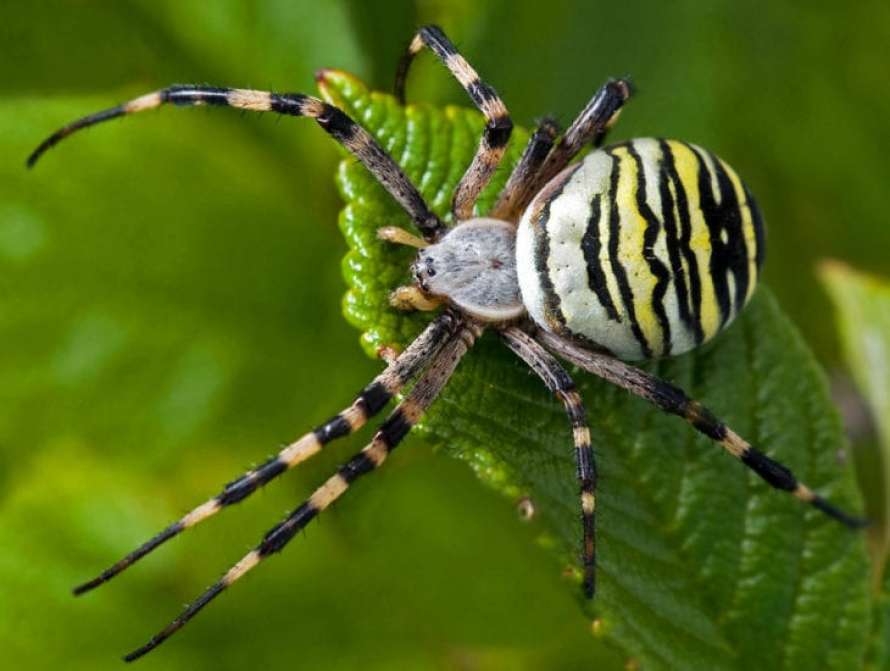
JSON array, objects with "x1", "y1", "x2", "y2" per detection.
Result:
[
  {"x1": 490, "y1": 117, "x2": 559, "y2": 222},
  {"x1": 395, "y1": 25, "x2": 513, "y2": 220},
  {"x1": 501, "y1": 327, "x2": 599, "y2": 598},
  {"x1": 531, "y1": 78, "x2": 633, "y2": 194},
  {"x1": 27, "y1": 84, "x2": 445, "y2": 241}
]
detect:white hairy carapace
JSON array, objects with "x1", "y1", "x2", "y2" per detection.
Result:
[{"x1": 413, "y1": 217, "x2": 523, "y2": 322}]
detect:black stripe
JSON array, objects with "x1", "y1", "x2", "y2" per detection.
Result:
[
  {"x1": 581, "y1": 194, "x2": 621, "y2": 321},
  {"x1": 714, "y1": 156, "x2": 750, "y2": 319},
  {"x1": 691, "y1": 146, "x2": 747, "y2": 327},
  {"x1": 685, "y1": 401, "x2": 728, "y2": 441},
  {"x1": 467, "y1": 79, "x2": 499, "y2": 108},
  {"x1": 528, "y1": 118, "x2": 558, "y2": 162},
  {"x1": 740, "y1": 448, "x2": 797, "y2": 491},
  {"x1": 646, "y1": 376, "x2": 691, "y2": 416},
  {"x1": 627, "y1": 142, "x2": 672, "y2": 355},
  {"x1": 315, "y1": 104, "x2": 358, "y2": 141},
  {"x1": 745, "y1": 183, "x2": 767, "y2": 273},
  {"x1": 651, "y1": 141, "x2": 694, "y2": 339},
  {"x1": 533, "y1": 167, "x2": 581, "y2": 331},
  {"x1": 269, "y1": 92, "x2": 309, "y2": 115},
  {"x1": 165, "y1": 85, "x2": 230, "y2": 106},
  {"x1": 485, "y1": 116, "x2": 513, "y2": 149},
  {"x1": 218, "y1": 457, "x2": 287, "y2": 506},
  {"x1": 605, "y1": 148, "x2": 652, "y2": 358},
  {"x1": 659, "y1": 140, "x2": 704, "y2": 345},
  {"x1": 259, "y1": 503, "x2": 319, "y2": 556},
  {"x1": 550, "y1": 364, "x2": 576, "y2": 393},
  {"x1": 578, "y1": 460, "x2": 597, "y2": 488},
  {"x1": 359, "y1": 382, "x2": 391, "y2": 416},
  {"x1": 420, "y1": 25, "x2": 457, "y2": 59},
  {"x1": 314, "y1": 414, "x2": 352, "y2": 444},
  {"x1": 338, "y1": 452, "x2": 378, "y2": 484},
  {"x1": 379, "y1": 410, "x2": 413, "y2": 451}
]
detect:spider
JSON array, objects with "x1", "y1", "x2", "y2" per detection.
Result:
[{"x1": 28, "y1": 25, "x2": 864, "y2": 662}]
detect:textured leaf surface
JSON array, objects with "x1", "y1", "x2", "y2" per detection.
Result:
[
  {"x1": 821, "y1": 262, "x2": 890, "y2": 573},
  {"x1": 322, "y1": 71, "x2": 872, "y2": 670},
  {"x1": 820, "y1": 262, "x2": 890, "y2": 670}
]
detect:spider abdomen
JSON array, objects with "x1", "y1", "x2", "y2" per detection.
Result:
[{"x1": 516, "y1": 138, "x2": 766, "y2": 360}]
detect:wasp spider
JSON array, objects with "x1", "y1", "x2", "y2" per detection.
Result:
[{"x1": 29, "y1": 25, "x2": 864, "y2": 662}]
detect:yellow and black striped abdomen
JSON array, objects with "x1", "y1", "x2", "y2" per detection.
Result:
[{"x1": 515, "y1": 138, "x2": 765, "y2": 360}]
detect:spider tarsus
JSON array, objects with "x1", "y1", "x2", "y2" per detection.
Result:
[
  {"x1": 72, "y1": 577, "x2": 103, "y2": 596},
  {"x1": 611, "y1": 76, "x2": 635, "y2": 99},
  {"x1": 811, "y1": 495, "x2": 870, "y2": 529},
  {"x1": 123, "y1": 644, "x2": 151, "y2": 663},
  {"x1": 123, "y1": 636, "x2": 163, "y2": 663}
]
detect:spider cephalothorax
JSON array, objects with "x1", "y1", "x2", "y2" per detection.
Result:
[
  {"x1": 28, "y1": 24, "x2": 863, "y2": 662},
  {"x1": 412, "y1": 218, "x2": 523, "y2": 321}
]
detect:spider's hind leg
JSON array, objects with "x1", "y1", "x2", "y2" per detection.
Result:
[
  {"x1": 72, "y1": 310, "x2": 461, "y2": 597},
  {"x1": 123, "y1": 318, "x2": 482, "y2": 661},
  {"x1": 501, "y1": 327, "x2": 599, "y2": 598},
  {"x1": 538, "y1": 330, "x2": 867, "y2": 529}
]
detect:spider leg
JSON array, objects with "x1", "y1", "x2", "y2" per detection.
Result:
[
  {"x1": 27, "y1": 84, "x2": 444, "y2": 240},
  {"x1": 500, "y1": 327, "x2": 598, "y2": 598},
  {"x1": 536, "y1": 330, "x2": 868, "y2": 528},
  {"x1": 73, "y1": 311, "x2": 461, "y2": 597},
  {"x1": 123, "y1": 319, "x2": 482, "y2": 662},
  {"x1": 395, "y1": 25, "x2": 513, "y2": 221},
  {"x1": 531, "y1": 79, "x2": 632, "y2": 196},
  {"x1": 490, "y1": 117, "x2": 559, "y2": 222}
]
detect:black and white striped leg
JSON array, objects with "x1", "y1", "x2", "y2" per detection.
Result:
[
  {"x1": 27, "y1": 84, "x2": 444, "y2": 240},
  {"x1": 490, "y1": 117, "x2": 559, "y2": 222},
  {"x1": 73, "y1": 311, "x2": 461, "y2": 597},
  {"x1": 533, "y1": 79, "x2": 632, "y2": 195},
  {"x1": 537, "y1": 331, "x2": 867, "y2": 529},
  {"x1": 395, "y1": 25, "x2": 513, "y2": 221},
  {"x1": 500, "y1": 327, "x2": 598, "y2": 599},
  {"x1": 123, "y1": 319, "x2": 482, "y2": 662}
]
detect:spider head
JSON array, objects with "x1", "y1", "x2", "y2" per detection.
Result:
[{"x1": 411, "y1": 250, "x2": 440, "y2": 294}]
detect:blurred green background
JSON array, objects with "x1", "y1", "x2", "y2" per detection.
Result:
[{"x1": 2, "y1": 2, "x2": 889, "y2": 669}]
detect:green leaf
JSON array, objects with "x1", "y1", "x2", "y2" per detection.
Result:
[
  {"x1": 819, "y1": 262, "x2": 890, "y2": 670},
  {"x1": 820, "y1": 262, "x2": 890, "y2": 575},
  {"x1": 322, "y1": 70, "x2": 872, "y2": 670}
]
